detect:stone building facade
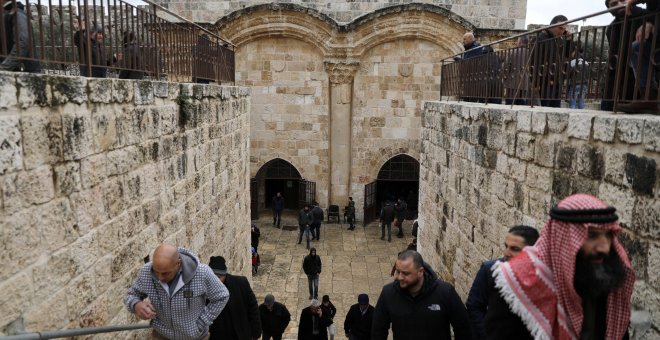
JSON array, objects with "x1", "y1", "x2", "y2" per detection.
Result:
[
  {"x1": 214, "y1": 3, "x2": 479, "y2": 216},
  {"x1": 0, "y1": 72, "x2": 251, "y2": 336},
  {"x1": 156, "y1": 0, "x2": 527, "y2": 30},
  {"x1": 419, "y1": 102, "x2": 660, "y2": 337}
]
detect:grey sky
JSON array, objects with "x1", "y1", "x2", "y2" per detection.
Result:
[{"x1": 526, "y1": 0, "x2": 621, "y2": 28}]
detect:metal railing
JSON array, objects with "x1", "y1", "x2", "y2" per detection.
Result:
[
  {"x1": 0, "y1": 0, "x2": 234, "y2": 83},
  {"x1": 441, "y1": 4, "x2": 659, "y2": 113},
  {"x1": 0, "y1": 323, "x2": 150, "y2": 339}
]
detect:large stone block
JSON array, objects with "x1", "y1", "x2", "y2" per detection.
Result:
[
  {"x1": 546, "y1": 112, "x2": 569, "y2": 133},
  {"x1": 62, "y1": 108, "x2": 94, "y2": 161},
  {"x1": 631, "y1": 197, "x2": 660, "y2": 238},
  {"x1": 576, "y1": 144, "x2": 604, "y2": 180},
  {"x1": 112, "y1": 79, "x2": 134, "y2": 103},
  {"x1": 54, "y1": 162, "x2": 81, "y2": 196},
  {"x1": 598, "y1": 182, "x2": 634, "y2": 227},
  {"x1": 643, "y1": 118, "x2": 660, "y2": 152},
  {"x1": 617, "y1": 117, "x2": 645, "y2": 144},
  {"x1": 17, "y1": 73, "x2": 51, "y2": 108},
  {"x1": 0, "y1": 115, "x2": 22, "y2": 175},
  {"x1": 92, "y1": 109, "x2": 117, "y2": 152},
  {"x1": 0, "y1": 272, "x2": 33, "y2": 330},
  {"x1": 80, "y1": 153, "x2": 107, "y2": 189},
  {"x1": 134, "y1": 81, "x2": 155, "y2": 105},
  {"x1": 20, "y1": 110, "x2": 63, "y2": 169},
  {"x1": 88, "y1": 78, "x2": 113, "y2": 103},
  {"x1": 567, "y1": 113, "x2": 594, "y2": 140},
  {"x1": 50, "y1": 75, "x2": 87, "y2": 105},
  {"x1": 70, "y1": 186, "x2": 107, "y2": 235},
  {"x1": 1, "y1": 166, "x2": 55, "y2": 212},
  {"x1": 515, "y1": 132, "x2": 535, "y2": 161},
  {"x1": 593, "y1": 115, "x2": 616, "y2": 143},
  {"x1": 624, "y1": 153, "x2": 657, "y2": 197}
]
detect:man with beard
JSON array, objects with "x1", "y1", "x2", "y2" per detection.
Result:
[
  {"x1": 466, "y1": 225, "x2": 539, "y2": 340},
  {"x1": 371, "y1": 250, "x2": 472, "y2": 340},
  {"x1": 484, "y1": 194, "x2": 635, "y2": 340}
]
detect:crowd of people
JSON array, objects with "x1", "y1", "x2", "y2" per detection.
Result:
[
  {"x1": 456, "y1": 1, "x2": 659, "y2": 113},
  {"x1": 124, "y1": 192, "x2": 635, "y2": 340}
]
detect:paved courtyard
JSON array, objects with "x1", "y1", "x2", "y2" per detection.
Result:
[{"x1": 252, "y1": 212, "x2": 412, "y2": 339}]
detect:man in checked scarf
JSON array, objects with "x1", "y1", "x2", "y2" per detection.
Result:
[{"x1": 484, "y1": 194, "x2": 635, "y2": 340}]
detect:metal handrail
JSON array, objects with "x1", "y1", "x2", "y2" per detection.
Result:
[{"x1": 0, "y1": 323, "x2": 150, "y2": 340}]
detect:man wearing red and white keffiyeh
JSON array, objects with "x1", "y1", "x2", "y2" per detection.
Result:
[{"x1": 485, "y1": 194, "x2": 635, "y2": 340}]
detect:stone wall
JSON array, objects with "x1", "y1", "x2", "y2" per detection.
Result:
[
  {"x1": 0, "y1": 72, "x2": 251, "y2": 336},
  {"x1": 155, "y1": 0, "x2": 526, "y2": 30},
  {"x1": 418, "y1": 102, "x2": 660, "y2": 337}
]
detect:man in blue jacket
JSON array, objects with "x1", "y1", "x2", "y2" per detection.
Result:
[
  {"x1": 125, "y1": 244, "x2": 230, "y2": 340},
  {"x1": 371, "y1": 250, "x2": 472, "y2": 340},
  {"x1": 465, "y1": 225, "x2": 539, "y2": 340}
]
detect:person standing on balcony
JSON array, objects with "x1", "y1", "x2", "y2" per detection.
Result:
[
  {"x1": 74, "y1": 21, "x2": 108, "y2": 78},
  {"x1": 533, "y1": 15, "x2": 576, "y2": 108},
  {"x1": 458, "y1": 32, "x2": 485, "y2": 103},
  {"x1": 0, "y1": 0, "x2": 41, "y2": 72},
  {"x1": 619, "y1": 0, "x2": 660, "y2": 113},
  {"x1": 118, "y1": 30, "x2": 144, "y2": 80},
  {"x1": 601, "y1": 0, "x2": 649, "y2": 111}
]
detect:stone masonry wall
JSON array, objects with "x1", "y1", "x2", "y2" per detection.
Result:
[
  {"x1": 155, "y1": 0, "x2": 527, "y2": 30},
  {"x1": 419, "y1": 102, "x2": 660, "y2": 337},
  {"x1": 0, "y1": 71, "x2": 251, "y2": 336}
]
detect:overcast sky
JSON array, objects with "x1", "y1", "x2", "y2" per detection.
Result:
[{"x1": 526, "y1": 0, "x2": 621, "y2": 27}]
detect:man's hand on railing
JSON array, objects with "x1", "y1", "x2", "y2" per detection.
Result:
[
  {"x1": 134, "y1": 300, "x2": 157, "y2": 320},
  {"x1": 636, "y1": 22, "x2": 655, "y2": 44},
  {"x1": 626, "y1": 0, "x2": 642, "y2": 16}
]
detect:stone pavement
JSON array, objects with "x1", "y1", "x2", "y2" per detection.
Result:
[{"x1": 252, "y1": 213, "x2": 412, "y2": 339}]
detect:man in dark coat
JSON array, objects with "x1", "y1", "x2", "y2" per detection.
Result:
[
  {"x1": 0, "y1": 0, "x2": 40, "y2": 72},
  {"x1": 303, "y1": 247, "x2": 322, "y2": 300},
  {"x1": 259, "y1": 294, "x2": 290, "y2": 340},
  {"x1": 532, "y1": 15, "x2": 576, "y2": 108},
  {"x1": 271, "y1": 192, "x2": 285, "y2": 227},
  {"x1": 74, "y1": 22, "x2": 108, "y2": 78},
  {"x1": 298, "y1": 205, "x2": 314, "y2": 246},
  {"x1": 251, "y1": 222, "x2": 260, "y2": 252},
  {"x1": 345, "y1": 197, "x2": 356, "y2": 230},
  {"x1": 208, "y1": 256, "x2": 261, "y2": 340},
  {"x1": 602, "y1": 0, "x2": 649, "y2": 111},
  {"x1": 371, "y1": 250, "x2": 472, "y2": 340},
  {"x1": 379, "y1": 201, "x2": 395, "y2": 242},
  {"x1": 465, "y1": 225, "x2": 539, "y2": 340},
  {"x1": 344, "y1": 294, "x2": 375, "y2": 340},
  {"x1": 298, "y1": 299, "x2": 331, "y2": 340},
  {"x1": 394, "y1": 198, "x2": 407, "y2": 238},
  {"x1": 311, "y1": 202, "x2": 324, "y2": 241}
]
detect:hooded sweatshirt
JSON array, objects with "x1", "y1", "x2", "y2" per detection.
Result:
[
  {"x1": 125, "y1": 247, "x2": 230, "y2": 340},
  {"x1": 371, "y1": 262, "x2": 472, "y2": 340}
]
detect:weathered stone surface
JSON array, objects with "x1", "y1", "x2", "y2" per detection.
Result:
[
  {"x1": 88, "y1": 79, "x2": 114, "y2": 103},
  {"x1": 20, "y1": 111, "x2": 63, "y2": 169},
  {"x1": 0, "y1": 115, "x2": 23, "y2": 175},
  {"x1": 617, "y1": 117, "x2": 645, "y2": 144},
  {"x1": 0, "y1": 72, "x2": 17, "y2": 109},
  {"x1": 643, "y1": 119, "x2": 660, "y2": 152},
  {"x1": 134, "y1": 81, "x2": 154, "y2": 105},
  {"x1": 546, "y1": 112, "x2": 569, "y2": 133},
  {"x1": 62, "y1": 109, "x2": 94, "y2": 161},
  {"x1": 593, "y1": 116, "x2": 616, "y2": 143},
  {"x1": 515, "y1": 132, "x2": 535, "y2": 161},
  {"x1": 567, "y1": 113, "x2": 594, "y2": 140},
  {"x1": 0, "y1": 73, "x2": 250, "y2": 336},
  {"x1": 17, "y1": 73, "x2": 51, "y2": 108},
  {"x1": 577, "y1": 144, "x2": 604, "y2": 180},
  {"x1": 624, "y1": 154, "x2": 657, "y2": 197}
]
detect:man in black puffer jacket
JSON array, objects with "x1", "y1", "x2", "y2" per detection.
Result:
[{"x1": 371, "y1": 250, "x2": 472, "y2": 340}]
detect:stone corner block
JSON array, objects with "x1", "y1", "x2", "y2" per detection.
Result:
[
  {"x1": 153, "y1": 81, "x2": 169, "y2": 98},
  {"x1": 567, "y1": 113, "x2": 595, "y2": 140}
]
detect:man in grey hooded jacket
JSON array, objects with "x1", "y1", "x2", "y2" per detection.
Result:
[{"x1": 125, "y1": 244, "x2": 230, "y2": 340}]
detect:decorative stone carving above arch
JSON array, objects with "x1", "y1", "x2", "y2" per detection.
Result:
[{"x1": 216, "y1": 3, "x2": 474, "y2": 59}]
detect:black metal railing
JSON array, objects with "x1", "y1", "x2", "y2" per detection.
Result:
[
  {"x1": 441, "y1": 4, "x2": 659, "y2": 113},
  {"x1": 0, "y1": 323, "x2": 150, "y2": 339},
  {"x1": 0, "y1": 0, "x2": 234, "y2": 83}
]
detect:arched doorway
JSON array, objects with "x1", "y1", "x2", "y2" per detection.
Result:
[
  {"x1": 363, "y1": 154, "x2": 420, "y2": 225},
  {"x1": 251, "y1": 158, "x2": 316, "y2": 219}
]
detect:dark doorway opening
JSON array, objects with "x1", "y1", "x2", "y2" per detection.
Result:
[
  {"x1": 364, "y1": 154, "x2": 420, "y2": 225},
  {"x1": 261, "y1": 159, "x2": 303, "y2": 210}
]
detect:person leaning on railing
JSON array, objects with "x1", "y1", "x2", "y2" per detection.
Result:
[
  {"x1": 531, "y1": 15, "x2": 576, "y2": 108},
  {"x1": 117, "y1": 30, "x2": 145, "y2": 80},
  {"x1": 0, "y1": 0, "x2": 41, "y2": 73},
  {"x1": 73, "y1": 19, "x2": 110, "y2": 78},
  {"x1": 618, "y1": 0, "x2": 659, "y2": 113},
  {"x1": 601, "y1": 0, "x2": 650, "y2": 111}
]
